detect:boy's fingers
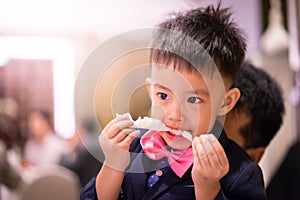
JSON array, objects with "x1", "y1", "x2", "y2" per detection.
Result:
[
  {"x1": 209, "y1": 134, "x2": 229, "y2": 167},
  {"x1": 106, "y1": 120, "x2": 134, "y2": 139},
  {"x1": 200, "y1": 135, "x2": 220, "y2": 168},
  {"x1": 116, "y1": 120, "x2": 134, "y2": 129},
  {"x1": 194, "y1": 137, "x2": 206, "y2": 157},
  {"x1": 194, "y1": 137, "x2": 210, "y2": 169},
  {"x1": 192, "y1": 142, "x2": 198, "y2": 161},
  {"x1": 121, "y1": 130, "x2": 140, "y2": 145},
  {"x1": 195, "y1": 135, "x2": 217, "y2": 168},
  {"x1": 102, "y1": 114, "x2": 133, "y2": 135},
  {"x1": 112, "y1": 128, "x2": 135, "y2": 143},
  {"x1": 192, "y1": 141, "x2": 202, "y2": 168}
]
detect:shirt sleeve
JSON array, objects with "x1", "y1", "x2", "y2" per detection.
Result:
[
  {"x1": 80, "y1": 176, "x2": 125, "y2": 200},
  {"x1": 80, "y1": 176, "x2": 98, "y2": 200},
  {"x1": 223, "y1": 162, "x2": 267, "y2": 200},
  {"x1": 215, "y1": 188, "x2": 228, "y2": 200}
]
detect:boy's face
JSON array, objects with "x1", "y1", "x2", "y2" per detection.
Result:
[{"x1": 147, "y1": 64, "x2": 226, "y2": 150}]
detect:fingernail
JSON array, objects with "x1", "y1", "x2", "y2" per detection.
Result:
[
  {"x1": 117, "y1": 120, "x2": 134, "y2": 129},
  {"x1": 208, "y1": 134, "x2": 217, "y2": 144},
  {"x1": 199, "y1": 146, "x2": 206, "y2": 158},
  {"x1": 115, "y1": 112, "x2": 133, "y2": 121},
  {"x1": 130, "y1": 130, "x2": 140, "y2": 137},
  {"x1": 203, "y1": 139, "x2": 212, "y2": 154},
  {"x1": 123, "y1": 128, "x2": 134, "y2": 134}
]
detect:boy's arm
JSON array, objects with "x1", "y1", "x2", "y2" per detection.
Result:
[
  {"x1": 96, "y1": 165, "x2": 124, "y2": 200},
  {"x1": 192, "y1": 134, "x2": 229, "y2": 200},
  {"x1": 95, "y1": 115, "x2": 140, "y2": 200}
]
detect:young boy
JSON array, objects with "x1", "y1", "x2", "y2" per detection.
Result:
[
  {"x1": 80, "y1": 4, "x2": 266, "y2": 200},
  {"x1": 224, "y1": 62, "x2": 285, "y2": 163}
]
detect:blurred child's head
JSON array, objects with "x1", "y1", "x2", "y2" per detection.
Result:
[
  {"x1": 224, "y1": 62, "x2": 284, "y2": 163},
  {"x1": 146, "y1": 4, "x2": 246, "y2": 149},
  {"x1": 28, "y1": 109, "x2": 52, "y2": 140}
]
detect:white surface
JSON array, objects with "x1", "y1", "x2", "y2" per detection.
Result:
[
  {"x1": 0, "y1": 0, "x2": 261, "y2": 56},
  {"x1": 1, "y1": 36, "x2": 75, "y2": 138}
]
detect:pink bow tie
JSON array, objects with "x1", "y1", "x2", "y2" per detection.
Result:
[{"x1": 140, "y1": 130, "x2": 193, "y2": 178}]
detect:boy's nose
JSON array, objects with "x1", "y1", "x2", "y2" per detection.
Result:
[{"x1": 166, "y1": 100, "x2": 182, "y2": 127}]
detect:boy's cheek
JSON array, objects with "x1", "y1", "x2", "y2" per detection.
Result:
[
  {"x1": 190, "y1": 120, "x2": 211, "y2": 138},
  {"x1": 149, "y1": 103, "x2": 213, "y2": 136},
  {"x1": 149, "y1": 104, "x2": 166, "y2": 119}
]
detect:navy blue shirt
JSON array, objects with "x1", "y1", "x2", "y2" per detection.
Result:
[{"x1": 80, "y1": 123, "x2": 266, "y2": 200}]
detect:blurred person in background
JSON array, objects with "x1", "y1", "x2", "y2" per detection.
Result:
[
  {"x1": 224, "y1": 62, "x2": 285, "y2": 164},
  {"x1": 0, "y1": 98, "x2": 23, "y2": 200},
  {"x1": 23, "y1": 109, "x2": 67, "y2": 167},
  {"x1": 0, "y1": 140, "x2": 22, "y2": 191},
  {"x1": 60, "y1": 118, "x2": 103, "y2": 186}
]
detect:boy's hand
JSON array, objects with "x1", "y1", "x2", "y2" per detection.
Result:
[
  {"x1": 191, "y1": 134, "x2": 229, "y2": 199},
  {"x1": 99, "y1": 114, "x2": 140, "y2": 171}
]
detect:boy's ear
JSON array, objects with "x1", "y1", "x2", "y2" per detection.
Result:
[
  {"x1": 217, "y1": 88, "x2": 240, "y2": 115},
  {"x1": 146, "y1": 77, "x2": 152, "y2": 100}
]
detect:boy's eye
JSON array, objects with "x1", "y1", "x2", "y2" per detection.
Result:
[
  {"x1": 158, "y1": 92, "x2": 169, "y2": 100},
  {"x1": 187, "y1": 96, "x2": 202, "y2": 104}
]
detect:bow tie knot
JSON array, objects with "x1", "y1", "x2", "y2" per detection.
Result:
[{"x1": 140, "y1": 130, "x2": 193, "y2": 178}]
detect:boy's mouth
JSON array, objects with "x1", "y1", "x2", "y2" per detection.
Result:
[
  {"x1": 158, "y1": 130, "x2": 193, "y2": 150},
  {"x1": 167, "y1": 129, "x2": 193, "y2": 142},
  {"x1": 116, "y1": 113, "x2": 193, "y2": 141},
  {"x1": 165, "y1": 131, "x2": 176, "y2": 140},
  {"x1": 159, "y1": 131, "x2": 177, "y2": 145},
  {"x1": 163, "y1": 130, "x2": 192, "y2": 142}
]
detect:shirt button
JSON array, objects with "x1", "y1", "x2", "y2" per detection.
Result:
[{"x1": 156, "y1": 170, "x2": 163, "y2": 177}]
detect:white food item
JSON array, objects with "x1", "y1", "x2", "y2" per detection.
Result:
[
  {"x1": 115, "y1": 113, "x2": 133, "y2": 121},
  {"x1": 116, "y1": 113, "x2": 193, "y2": 141},
  {"x1": 181, "y1": 131, "x2": 193, "y2": 142},
  {"x1": 197, "y1": 134, "x2": 217, "y2": 157},
  {"x1": 133, "y1": 116, "x2": 165, "y2": 130}
]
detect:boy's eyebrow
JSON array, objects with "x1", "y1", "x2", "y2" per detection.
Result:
[
  {"x1": 187, "y1": 89, "x2": 210, "y2": 97},
  {"x1": 152, "y1": 83, "x2": 171, "y2": 91},
  {"x1": 153, "y1": 82, "x2": 209, "y2": 96}
]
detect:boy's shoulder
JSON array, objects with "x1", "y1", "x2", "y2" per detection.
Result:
[
  {"x1": 220, "y1": 131, "x2": 255, "y2": 166},
  {"x1": 220, "y1": 131, "x2": 266, "y2": 198}
]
